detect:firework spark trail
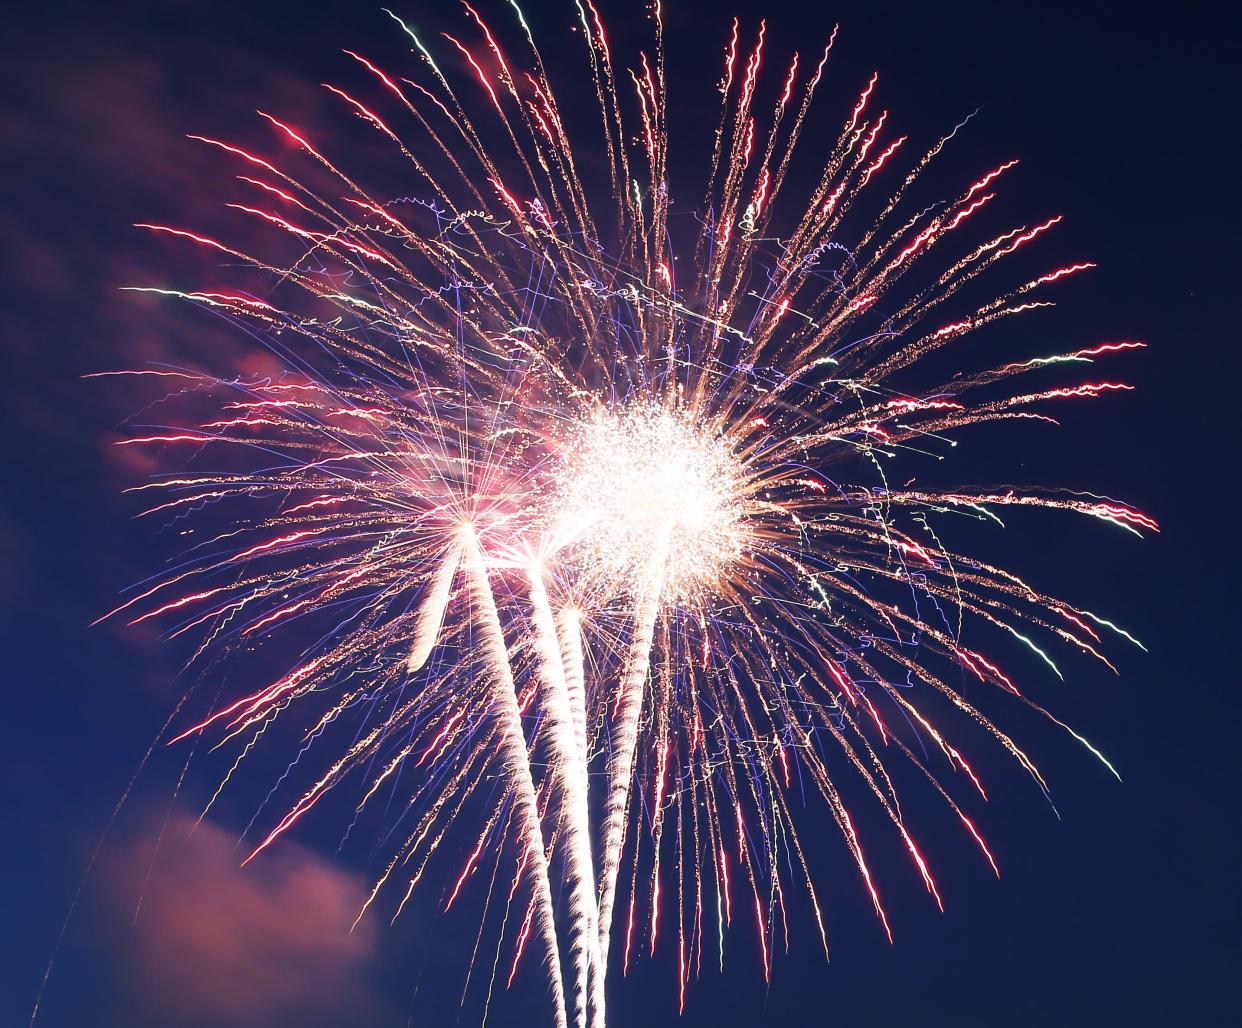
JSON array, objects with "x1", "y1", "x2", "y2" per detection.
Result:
[
  {"x1": 95, "y1": 5, "x2": 1159, "y2": 1024},
  {"x1": 408, "y1": 542, "x2": 462, "y2": 673},
  {"x1": 526, "y1": 558, "x2": 601, "y2": 1028},
  {"x1": 554, "y1": 604, "x2": 602, "y2": 1017},
  {"x1": 597, "y1": 529, "x2": 669, "y2": 972},
  {"x1": 461, "y1": 527, "x2": 567, "y2": 1028},
  {"x1": 556, "y1": 607, "x2": 590, "y2": 779}
]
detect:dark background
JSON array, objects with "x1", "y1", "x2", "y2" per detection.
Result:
[{"x1": 2, "y1": 1, "x2": 1238, "y2": 1025}]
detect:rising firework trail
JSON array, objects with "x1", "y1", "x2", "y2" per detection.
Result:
[{"x1": 99, "y1": 2, "x2": 1152, "y2": 1024}]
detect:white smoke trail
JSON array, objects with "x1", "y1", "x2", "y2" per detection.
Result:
[
  {"x1": 460, "y1": 528, "x2": 567, "y2": 1028},
  {"x1": 527, "y1": 561, "x2": 602, "y2": 1028}
]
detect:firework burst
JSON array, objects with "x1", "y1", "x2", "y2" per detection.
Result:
[{"x1": 100, "y1": 4, "x2": 1153, "y2": 1025}]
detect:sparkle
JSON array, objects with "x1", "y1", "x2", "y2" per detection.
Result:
[{"x1": 553, "y1": 402, "x2": 748, "y2": 598}]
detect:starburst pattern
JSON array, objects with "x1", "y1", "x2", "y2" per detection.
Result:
[{"x1": 99, "y1": 5, "x2": 1153, "y2": 1025}]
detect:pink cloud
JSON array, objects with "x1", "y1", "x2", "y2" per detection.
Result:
[{"x1": 99, "y1": 811, "x2": 388, "y2": 1026}]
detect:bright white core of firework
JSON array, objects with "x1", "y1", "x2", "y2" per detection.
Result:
[{"x1": 554, "y1": 403, "x2": 746, "y2": 596}]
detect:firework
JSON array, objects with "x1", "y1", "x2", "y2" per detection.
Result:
[{"x1": 100, "y1": 4, "x2": 1153, "y2": 1025}]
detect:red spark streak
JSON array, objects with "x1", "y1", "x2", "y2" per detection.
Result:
[
  {"x1": 997, "y1": 215, "x2": 1062, "y2": 256},
  {"x1": 200, "y1": 417, "x2": 278, "y2": 430},
  {"x1": 257, "y1": 112, "x2": 323, "y2": 162},
  {"x1": 898, "y1": 827, "x2": 943, "y2": 910},
  {"x1": 244, "y1": 787, "x2": 331, "y2": 866},
  {"x1": 323, "y1": 83, "x2": 399, "y2": 141},
  {"x1": 342, "y1": 50, "x2": 403, "y2": 96},
  {"x1": 821, "y1": 181, "x2": 847, "y2": 215},
  {"x1": 238, "y1": 175, "x2": 314, "y2": 212},
  {"x1": 417, "y1": 706, "x2": 468, "y2": 767},
  {"x1": 841, "y1": 807, "x2": 892, "y2": 942},
  {"x1": 893, "y1": 224, "x2": 937, "y2": 265},
  {"x1": 445, "y1": 835, "x2": 486, "y2": 910},
  {"x1": 945, "y1": 192, "x2": 995, "y2": 231},
  {"x1": 233, "y1": 528, "x2": 326, "y2": 562},
  {"x1": 935, "y1": 319, "x2": 972, "y2": 337},
  {"x1": 1073, "y1": 340, "x2": 1146, "y2": 358},
  {"x1": 752, "y1": 884, "x2": 770, "y2": 982},
  {"x1": 778, "y1": 53, "x2": 799, "y2": 110},
  {"x1": 134, "y1": 224, "x2": 230, "y2": 253},
  {"x1": 860, "y1": 135, "x2": 906, "y2": 186},
  {"x1": 127, "y1": 587, "x2": 227, "y2": 626},
  {"x1": 955, "y1": 647, "x2": 1018, "y2": 693},
  {"x1": 1035, "y1": 262, "x2": 1097, "y2": 285},
  {"x1": 1040, "y1": 382, "x2": 1134, "y2": 400},
  {"x1": 443, "y1": 34, "x2": 501, "y2": 111},
  {"x1": 807, "y1": 30, "x2": 837, "y2": 93},
  {"x1": 168, "y1": 654, "x2": 331, "y2": 744},
  {"x1": 622, "y1": 891, "x2": 637, "y2": 975},
  {"x1": 187, "y1": 135, "x2": 281, "y2": 176},
  {"x1": 895, "y1": 539, "x2": 937, "y2": 567},
  {"x1": 585, "y1": 0, "x2": 611, "y2": 63},
  {"x1": 1056, "y1": 607, "x2": 1102, "y2": 641},
  {"x1": 857, "y1": 111, "x2": 887, "y2": 164},
  {"x1": 739, "y1": 21, "x2": 766, "y2": 112},
  {"x1": 116, "y1": 432, "x2": 215, "y2": 446},
  {"x1": 846, "y1": 72, "x2": 878, "y2": 134},
  {"x1": 964, "y1": 159, "x2": 1019, "y2": 201},
  {"x1": 507, "y1": 894, "x2": 537, "y2": 987},
  {"x1": 886, "y1": 397, "x2": 964, "y2": 413},
  {"x1": 1091, "y1": 503, "x2": 1159, "y2": 531},
  {"x1": 650, "y1": 866, "x2": 662, "y2": 953},
  {"x1": 240, "y1": 562, "x2": 373, "y2": 636},
  {"x1": 826, "y1": 658, "x2": 857, "y2": 704},
  {"x1": 489, "y1": 177, "x2": 524, "y2": 220},
  {"x1": 959, "y1": 813, "x2": 1000, "y2": 876},
  {"x1": 283, "y1": 495, "x2": 345, "y2": 515}
]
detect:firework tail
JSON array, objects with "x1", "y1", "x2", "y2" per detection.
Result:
[
  {"x1": 461, "y1": 528, "x2": 567, "y2": 1028},
  {"x1": 556, "y1": 605, "x2": 605, "y2": 1023},
  {"x1": 408, "y1": 543, "x2": 462, "y2": 673},
  {"x1": 526, "y1": 559, "x2": 602, "y2": 1028},
  {"x1": 556, "y1": 608, "x2": 590, "y2": 781},
  {"x1": 597, "y1": 529, "x2": 670, "y2": 972}
]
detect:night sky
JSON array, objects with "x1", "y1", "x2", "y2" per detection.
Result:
[{"x1": 2, "y1": 2, "x2": 1238, "y2": 1025}]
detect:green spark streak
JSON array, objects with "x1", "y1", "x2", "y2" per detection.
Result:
[
  {"x1": 383, "y1": 8, "x2": 451, "y2": 91},
  {"x1": 1080, "y1": 609, "x2": 1148, "y2": 651},
  {"x1": 964, "y1": 501, "x2": 1006, "y2": 527},
  {"x1": 1062, "y1": 723, "x2": 1123, "y2": 782},
  {"x1": 1005, "y1": 624, "x2": 1064, "y2": 679},
  {"x1": 121, "y1": 286, "x2": 223, "y2": 305},
  {"x1": 1015, "y1": 354, "x2": 1091, "y2": 370},
  {"x1": 507, "y1": 0, "x2": 534, "y2": 39}
]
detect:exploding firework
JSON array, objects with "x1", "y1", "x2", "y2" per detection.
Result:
[{"x1": 99, "y1": 4, "x2": 1153, "y2": 1025}]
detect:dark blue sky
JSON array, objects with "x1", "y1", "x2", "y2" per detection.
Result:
[{"x1": 2, "y1": 2, "x2": 1237, "y2": 1025}]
